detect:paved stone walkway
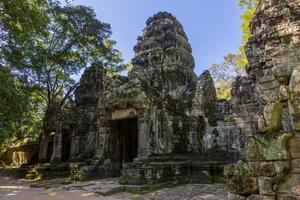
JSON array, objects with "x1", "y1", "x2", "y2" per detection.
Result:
[{"x1": 0, "y1": 170, "x2": 228, "y2": 200}]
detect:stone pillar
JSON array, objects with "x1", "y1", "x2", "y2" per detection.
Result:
[
  {"x1": 137, "y1": 118, "x2": 150, "y2": 158},
  {"x1": 38, "y1": 132, "x2": 49, "y2": 162},
  {"x1": 51, "y1": 118, "x2": 63, "y2": 163},
  {"x1": 69, "y1": 129, "x2": 76, "y2": 159}
]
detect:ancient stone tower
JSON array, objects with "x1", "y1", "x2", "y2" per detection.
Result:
[
  {"x1": 3, "y1": 2, "x2": 300, "y2": 195},
  {"x1": 129, "y1": 12, "x2": 198, "y2": 155},
  {"x1": 225, "y1": 0, "x2": 300, "y2": 199},
  {"x1": 45, "y1": 12, "x2": 241, "y2": 183},
  {"x1": 33, "y1": 12, "x2": 245, "y2": 184}
]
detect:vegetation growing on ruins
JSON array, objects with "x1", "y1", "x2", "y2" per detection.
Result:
[
  {"x1": 0, "y1": 0, "x2": 259, "y2": 153},
  {"x1": 210, "y1": 0, "x2": 259, "y2": 99},
  {"x1": 0, "y1": 0, "x2": 123, "y2": 153}
]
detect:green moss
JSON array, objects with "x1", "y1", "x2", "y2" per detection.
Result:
[
  {"x1": 263, "y1": 101, "x2": 283, "y2": 133},
  {"x1": 245, "y1": 133, "x2": 293, "y2": 161}
]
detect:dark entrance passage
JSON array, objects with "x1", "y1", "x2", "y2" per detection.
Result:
[
  {"x1": 46, "y1": 135, "x2": 54, "y2": 163},
  {"x1": 61, "y1": 129, "x2": 72, "y2": 162},
  {"x1": 110, "y1": 117, "x2": 138, "y2": 171}
]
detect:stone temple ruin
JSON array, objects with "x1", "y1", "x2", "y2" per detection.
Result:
[
  {"x1": 225, "y1": 0, "x2": 300, "y2": 199},
  {"x1": 36, "y1": 11, "x2": 244, "y2": 184},
  {"x1": 1, "y1": 0, "x2": 300, "y2": 199}
]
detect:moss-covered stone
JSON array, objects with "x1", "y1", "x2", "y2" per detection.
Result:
[
  {"x1": 289, "y1": 66, "x2": 300, "y2": 131},
  {"x1": 259, "y1": 101, "x2": 283, "y2": 134},
  {"x1": 245, "y1": 133, "x2": 292, "y2": 161}
]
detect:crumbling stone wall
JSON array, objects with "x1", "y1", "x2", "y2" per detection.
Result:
[
  {"x1": 71, "y1": 62, "x2": 105, "y2": 159},
  {"x1": 1, "y1": 144, "x2": 38, "y2": 166},
  {"x1": 63, "y1": 12, "x2": 245, "y2": 182},
  {"x1": 30, "y1": 0, "x2": 300, "y2": 190},
  {"x1": 225, "y1": 0, "x2": 300, "y2": 199},
  {"x1": 194, "y1": 71, "x2": 244, "y2": 161}
]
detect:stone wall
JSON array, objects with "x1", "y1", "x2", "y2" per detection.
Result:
[
  {"x1": 61, "y1": 12, "x2": 245, "y2": 182},
  {"x1": 225, "y1": 0, "x2": 300, "y2": 199},
  {"x1": 197, "y1": 73, "x2": 244, "y2": 162},
  {"x1": 0, "y1": 144, "x2": 38, "y2": 166},
  {"x1": 37, "y1": 8, "x2": 300, "y2": 188}
]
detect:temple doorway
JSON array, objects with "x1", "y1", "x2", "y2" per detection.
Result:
[
  {"x1": 110, "y1": 117, "x2": 138, "y2": 171},
  {"x1": 61, "y1": 129, "x2": 72, "y2": 162},
  {"x1": 46, "y1": 135, "x2": 54, "y2": 163}
]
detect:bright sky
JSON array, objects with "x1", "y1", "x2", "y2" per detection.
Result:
[{"x1": 72, "y1": 0, "x2": 243, "y2": 75}]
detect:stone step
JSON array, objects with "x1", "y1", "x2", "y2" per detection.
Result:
[
  {"x1": 94, "y1": 185, "x2": 125, "y2": 196},
  {"x1": 69, "y1": 164, "x2": 98, "y2": 181}
]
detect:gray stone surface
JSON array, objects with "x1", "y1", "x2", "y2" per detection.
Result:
[
  {"x1": 226, "y1": 0, "x2": 300, "y2": 199},
  {"x1": 54, "y1": 11, "x2": 243, "y2": 185},
  {"x1": 0, "y1": 171, "x2": 228, "y2": 200}
]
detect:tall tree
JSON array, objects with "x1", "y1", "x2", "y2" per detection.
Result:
[
  {"x1": 0, "y1": 0, "x2": 47, "y2": 150},
  {"x1": 210, "y1": 53, "x2": 246, "y2": 99},
  {"x1": 209, "y1": 0, "x2": 260, "y2": 100},
  {"x1": 2, "y1": 1, "x2": 123, "y2": 162},
  {"x1": 0, "y1": 0, "x2": 47, "y2": 65}
]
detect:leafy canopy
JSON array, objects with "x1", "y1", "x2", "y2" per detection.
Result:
[
  {"x1": 209, "y1": 0, "x2": 260, "y2": 100},
  {"x1": 210, "y1": 53, "x2": 246, "y2": 99},
  {"x1": 4, "y1": 1, "x2": 123, "y2": 108},
  {"x1": 0, "y1": 0, "x2": 48, "y2": 145},
  {"x1": 0, "y1": 0, "x2": 123, "y2": 149}
]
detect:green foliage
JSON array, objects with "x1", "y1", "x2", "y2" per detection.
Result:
[
  {"x1": 0, "y1": 68, "x2": 43, "y2": 143},
  {"x1": 5, "y1": 1, "x2": 123, "y2": 108},
  {"x1": 240, "y1": 7, "x2": 256, "y2": 44},
  {"x1": 238, "y1": 0, "x2": 260, "y2": 9},
  {"x1": 215, "y1": 81, "x2": 232, "y2": 100},
  {"x1": 0, "y1": 0, "x2": 123, "y2": 149},
  {"x1": 211, "y1": 0, "x2": 260, "y2": 100},
  {"x1": 210, "y1": 53, "x2": 246, "y2": 100},
  {"x1": 0, "y1": 0, "x2": 47, "y2": 43},
  {"x1": 237, "y1": 0, "x2": 259, "y2": 66},
  {"x1": 0, "y1": 0, "x2": 48, "y2": 152},
  {"x1": 124, "y1": 62, "x2": 133, "y2": 72}
]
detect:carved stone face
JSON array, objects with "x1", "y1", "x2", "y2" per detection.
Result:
[{"x1": 130, "y1": 12, "x2": 197, "y2": 103}]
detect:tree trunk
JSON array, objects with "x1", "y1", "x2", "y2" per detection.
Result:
[
  {"x1": 51, "y1": 111, "x2": 63, "y2": 164},
  {"x1": 38, "y1": 130, "x2": 50, "y2": 162},
  {"x1": 38, "y1": 106, "x2": 55, "y2": 163}
]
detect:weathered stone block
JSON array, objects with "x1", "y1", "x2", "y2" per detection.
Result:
[
  {"x1": 290, "y1": 159, "x2": 300, "y2": 174},
  {"x1": 274, "y1": 161, "x2": 290, "y2": 175},
  {"x1": 227, "y1": 0, "x2": 300, "y2": 199},
  {"x1": 224, "y1": 163, "x2": 251, "y2": 177},
  {"x1": 272, "y1": 64, "x2": 292, "y2": 85},
  {"x1": 258, "y1": 101, "x2": 283, "y2": 133},
  {"x1": 225, "y1": 162, "x2": 280, "y2": 177},
  {"x1": 259, "y1": 88, "x2": 280, "y2": 103},
  {"x1": 260, "y1": 162, "x2": 276, "y2": 177},
  {"x1": 278, "y1": 174, "x2": 300, "y2": 196},
  {"x1": 228, "y1": 192, "x2": 247, "y2": 200},
  {"x1": 258, "y1": 176, "x2": 275, "y2": 195},
  {"x1": 289, "y1": 66, "x2": 300, "y2": 131},
  {"x1": 287, "y1": 134, "x2": 300, "y2": 159},
  {"x1": 245, "y1": 134, "x2": 292, "y2": 161},
  {"x1": 279, "y1": 86, "x2": 289, "y2": 102},
  {"x1": 277, "y1": 194, "x2": 300, "y2": 200},
  {"x1": 247, "y1": 194, "x2": 275, "y2": 200},
  {"x1": 227, "y1": 176, "x2": 259, "y2": 195}
]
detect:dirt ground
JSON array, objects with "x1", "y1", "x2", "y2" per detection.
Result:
[{"x1": 0, "y1": 170, "x2": 228, "y2": 200}]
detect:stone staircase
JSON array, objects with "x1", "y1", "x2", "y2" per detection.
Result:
[
  {"x1": 26, "y1": 165, "x2": 40, "y2": 180},
  {"x1": 69, "y1": 159, "x2": 103, "y2": 181},
  {"x1": 120, "y1": 156, "x2": 225, "y2": 185},
  {"x1": 25, "y1": 163, "x2": 70, "y2": 180}
]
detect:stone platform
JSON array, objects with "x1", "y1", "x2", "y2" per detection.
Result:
[
  {"x1": 121, "y1": 156, "x2": 228, "y2": 185},
  {"x1": 0, "y1": 169, "x2": 229, "y2": 199}
]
